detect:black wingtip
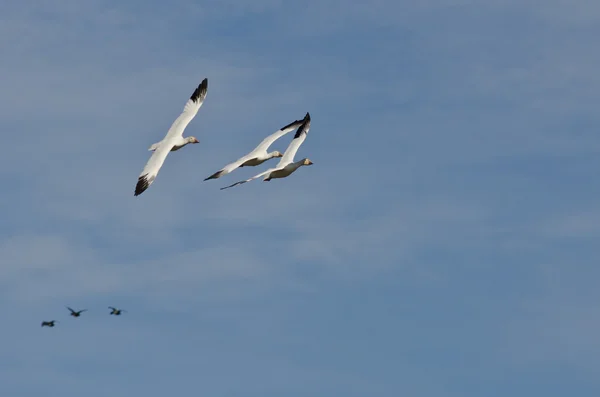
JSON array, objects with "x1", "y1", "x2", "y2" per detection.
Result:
[
  {"x1": 293, "y1": 112, "x2": 311, "y2": 139},
  {"x1": 303, "y1": 112, "x2": 310, "y2": 125},
  {"x1": 280, "y1": 118, "x2": 303, "y2": 131},
  {"x1": 280, "y1": 112, "x2": 310, "y2": 131},
  {"x1": 204, "y1": 170, "x2": 224, "y2": 181},
  {"x1": 220, "y1": 180, "x2": 247, "y2": 190},
  {"x1": 190, "y1": 78, "x2": 208, "y2": 103},
  {"x1": 134, "y1": 174, "x2": 151, "y2": 196}
]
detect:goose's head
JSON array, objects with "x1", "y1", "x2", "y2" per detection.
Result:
[
  {"x1": 302, "y1": 158, "x2": 314, "y2": 166},
  {"x1": 188, "y1": 136, "x2": 200, "y2": 144},
  {"x1": 271, "y1": 151, "x2": 283, "y2": 158}
]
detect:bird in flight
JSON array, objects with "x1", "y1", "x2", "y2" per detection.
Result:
[
  {"x1": 134, "y1": 78, "x2": 208, "y2": 196},
  {"x1": 221, "y1": 112, "x2": 313, "y2": 190},
  {"x1": 204, "y1": 117, "x2": 305, "y2": 181},
  {"x1": 109, "y1": 307, "x2": 126, "y2": 316},
  {"x1": 66, "y1": 307, "x2": 87, "y2": 317},
  {"x1": 41, "y1": 320, "x2": 57, "y2": 327}
]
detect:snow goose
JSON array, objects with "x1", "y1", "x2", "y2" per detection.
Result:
[
  {"x1": 204, "y1": 117, "x2": 305, "y2": 181},
  {"x1": 220, "y1": 112, "x2": 313, "y2": 190},
  {"x1": 134, "y1": 78, "x2": 208, "y2": 196}
]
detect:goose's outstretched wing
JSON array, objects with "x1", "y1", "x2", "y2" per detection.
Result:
[
  {"x1": 163, "y1": 78, "x2": 208, "y2": 141},
  {"x1": 204, "y1": 155, "x2": 251, "y2": 181},
  {"x1": 135, "y1": 142, "x2": 173, "y2": 196},
  {"x1": 220, "y1": 167, "x2": 277, "y2": 190},
  {"x1": 276, "y1": 112, "x2": 311, "y2": 167},
  {"x1": 253, "y1": 118, "x2": 305, "y2": 153}
]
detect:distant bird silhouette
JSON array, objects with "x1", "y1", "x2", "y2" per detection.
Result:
[
  {"x1": 41, "y1": 320, "x2": 57, "y2": 327},
  {"x1": 109, "y1": 307, "x2": 126, "y2": 315},
  {"x1": 66, "y1": 307, "x2": 87, "y2": 317}
]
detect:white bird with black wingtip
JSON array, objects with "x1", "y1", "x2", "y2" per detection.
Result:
[
  {"x1": 134, "y1": 78, "x2": 208, "y2": 196},
  {"x1": 204, "y1": 117, "x2": 306, "y2": 181},
  {"x1": 220, "y1": 112, "x2": 313, "y2": 190}
]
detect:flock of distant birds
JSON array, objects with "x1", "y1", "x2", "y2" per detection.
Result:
[
  {"x1": 134, "y1": 77, "x2": 313, "y2": 196},
  {"x1": 41, "y1": 307, "x2": 125, "y2": 327},
  {"x1": 40, "y1": 77, "x2": 313, "y2": 327}
]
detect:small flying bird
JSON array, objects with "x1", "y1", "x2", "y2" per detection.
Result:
[
  {"x1": 41, "y1": 320, "x2": 57, "y2": 327},
  {"x1": 204, "y1": 117, "x2": 306, "y2": 181},
  {"x1": 134, "y1": 78, "x2": 208, "y2": 196},
  {"x1": 66, "y1": 307, "x2": 87, "y2": 317},
  {"x1": 109, "y1": 307, "x2": 126, "y2": 316},
  {"x1": 220, "y1": 112, "x2": 313, "y2": 190}
]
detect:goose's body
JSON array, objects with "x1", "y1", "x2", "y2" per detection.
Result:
[
  {"x1": 204, "y1": 118, "x2": 305, "y2": 181},
  {"x1": 240, "y1": 157, "x2": 270, "y2": 167},
  {"x1": 148, "y1": 139, "x2": 192, "y2": 152},
  {"x1": 41, "y1": 321, "x2": 56, "y2": 327},
  {"x1": 134, "y1": 78, "x2": 208, "y2": 196},
  {"x1": 263, "y1": 160, "x2": 310, "y2": 181},
  {"x1": 221, "y1": 112, "x2": 313, "y2": 190}
]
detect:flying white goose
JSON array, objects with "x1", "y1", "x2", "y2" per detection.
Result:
[
  {"x1": 220, "y1": 112, "x2": 313, "y2": 190},
  {"x1": 204, "y1": 117, "x2": 305, "y2": 181},
  {"x1": 134, "y1": 78, "x2": 208, "y2": 196}
]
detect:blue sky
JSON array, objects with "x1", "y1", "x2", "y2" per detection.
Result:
[{"x1": 1, "y1": 0, "x2": 599, "y2": 396}]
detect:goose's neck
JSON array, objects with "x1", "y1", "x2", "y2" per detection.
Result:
[
  {"x1": 172, "y1": 137, "x2": 193, "y2": 151},
  {"x1": 291, "y1": 160, "x2": 305, "y2": 169}
]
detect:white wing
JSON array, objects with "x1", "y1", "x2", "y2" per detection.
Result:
[
  {"x1": 277, "y1": 112, "x2": 311, "y2": 167},
  {"x1": 204, "y1": 154, "x2": 253, "y2": 181},
  {"x1": 163, "y1": 78, "x2": 208, "y2": 141},
  {"x1": 135, "y1": 142, "x2": 173, "y2": 196},
  {"x1": 220, "y1": 167, "x2": 277, "y2": 190},
  {"x1": 134, "y1": 79, "x2": 208, "y2": 196},
  {"x1": 252, "y1": 118, "x2": 305, "y2": 153},
  {"x1": 204, "y1": 117, "x2": 303, "y2": 181}
]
